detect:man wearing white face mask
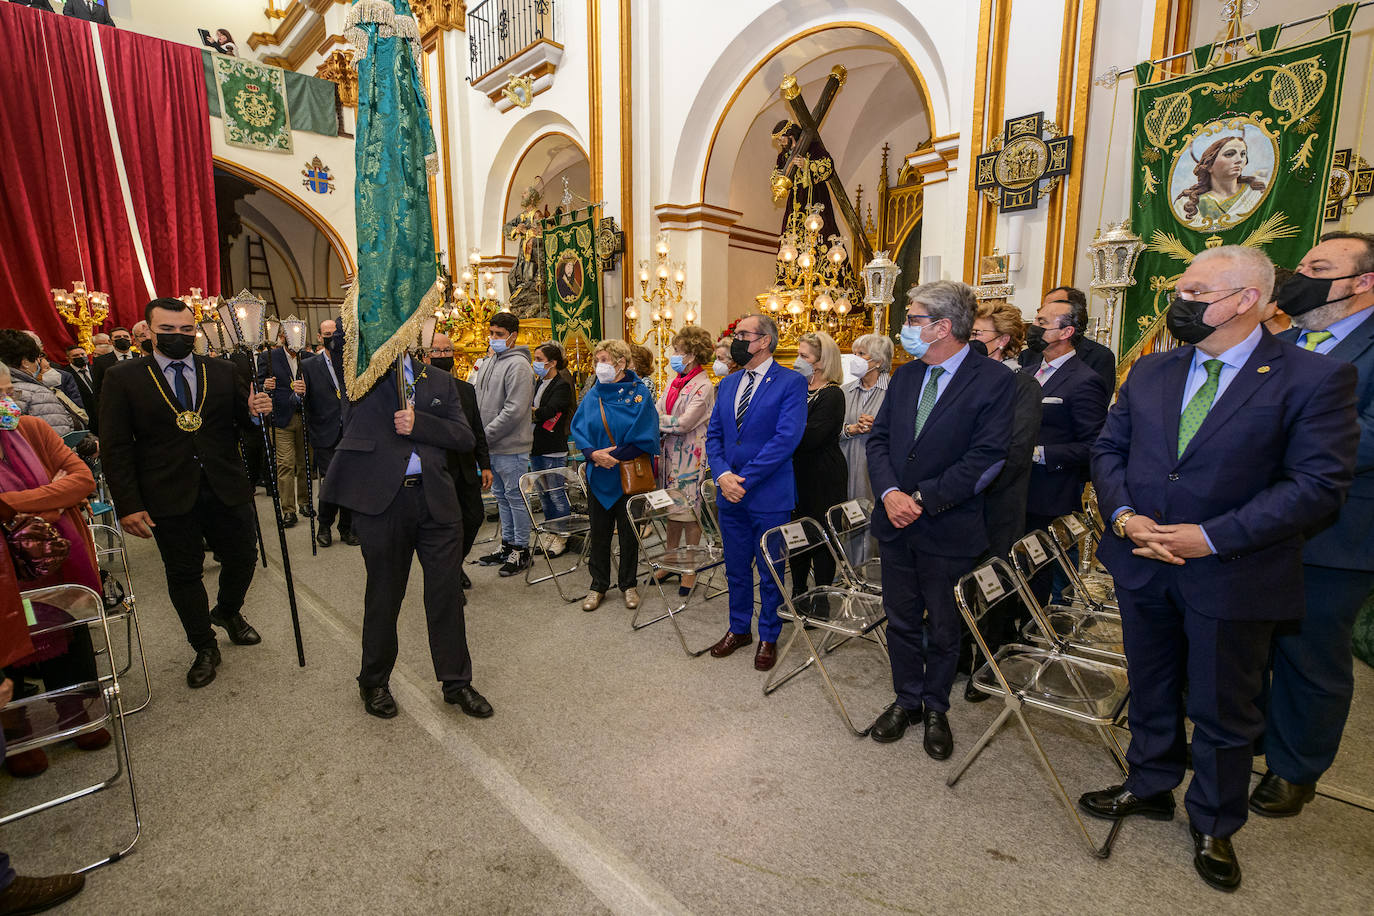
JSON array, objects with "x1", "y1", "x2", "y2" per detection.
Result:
[{"x1": 474, "y1": 312, "x2": 534, "y2": 575}]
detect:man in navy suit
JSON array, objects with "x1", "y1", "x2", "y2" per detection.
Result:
[
  {"x1": 1080, "y1": 246, "x2": 1359, "y2": 892},
  {"x1": 704, "y1": 314, "x2": 807, "y2": 671},
  {"x1": 258, "y1": 333, "x2": 310, "y2": 526},
  {"x1": 1019, "y1": 287, "x2": 1116, "y2": 389},
  {"x1": 300, "y1": 319, "x2": 353, "y2": 547},
  {"x1": 1251, "y1": 232, "x2": 1374, "y2": 817},
  {"x1": 866, "y1": 281, "x2": 1015, "y2": 758},
  {"x1": 1021, "y1": 288, "x2": 1110, "y2": 600}
]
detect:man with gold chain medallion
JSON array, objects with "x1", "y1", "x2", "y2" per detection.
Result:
[{"x1": 100, "y1": 298, "x2": 273, "y2": 690}]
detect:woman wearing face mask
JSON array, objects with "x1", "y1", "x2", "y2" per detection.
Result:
[
  {"x1": 530, "y1": 342, "x2": 575, "y2": 556},
  {"x1": 0, "y1": 367, "x2": 111, "y2": 777},
  {"x1": 840, "y1": 334, "x2": 893, "y2": 506},
  {"x1": 654, "y1": 327, "x2": 717, "y2": 596},
  {"x1": 570, "y1": 340, "x2": 660, "y2": 612},
  {"x1": 711, "y1": 337, "x2": 738, "y2": 382},
  {"x1": 790, "y1": 331, "x2": 848, "y2": 597},
  {"x1": 0, "y1": 330, "x2": 75, "y2": 437}
]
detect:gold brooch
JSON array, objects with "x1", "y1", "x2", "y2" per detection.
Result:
[
  {"x1": 634, "y1": 395, "x2": 643, "y2": 402},
  {"x1": 1257, "y1": 365, "x2": 1271, "y2": 373}
]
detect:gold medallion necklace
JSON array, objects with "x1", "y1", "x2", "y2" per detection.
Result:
[{"x1": 148, "y1": 360, "x2": 207, "y2": 432}]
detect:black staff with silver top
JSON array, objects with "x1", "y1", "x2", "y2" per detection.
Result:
[{"x1": 281, "y1": 317, "x2": 318, "y2": 555}]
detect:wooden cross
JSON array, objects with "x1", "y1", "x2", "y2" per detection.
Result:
[{"x1": 777, "y1": 66, "x2": 875, "y2": 267}]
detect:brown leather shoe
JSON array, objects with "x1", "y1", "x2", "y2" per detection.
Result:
[
  {"x1": 709, "y1": 631, "x2": 753, "y2": 658},
  {"x1": 4, "y1": 748, "x2": 49, "y2": 778},
  {"x1": 0, "y1": 872, "x2": 85, "y2": 914},
  {"x1": 754, "y1": 641, "x2": 777, "y2": 671},
  {"x1": 73, "y1": 728, "x2": 112, "y2": 751}
]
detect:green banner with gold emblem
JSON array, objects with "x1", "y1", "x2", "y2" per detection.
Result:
[
  {"x1": 1123, "y1": 26, "x2": 1350, "y2": 361},
  {"x1": 543, "y1": 208, "x2": 603, "y2": 344},
  {"x1": 213, "y1": 55, "x2": 292, "y2": 154}
]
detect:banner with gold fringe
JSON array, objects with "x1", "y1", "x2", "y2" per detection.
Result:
[
  {"x1": 543, "y1": 207, "x2": 603, "y2": 344},
  {"x1": 340, "y1": 0, "x2": 439, "y2": 398}
]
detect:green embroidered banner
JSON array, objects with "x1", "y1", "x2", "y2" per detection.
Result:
[
  {"x1": 543, "y1": 209, "x2": 603, "y2": 345},
  {"x1": 212, "y1": 55, "x2": 292, "y2": 153},
  {"x1": 1123, "y1": 29, "x2": 1350, "y2": 360},
  {"x1": 202, "y1": 51, "x2": 338, "y2": 138}
]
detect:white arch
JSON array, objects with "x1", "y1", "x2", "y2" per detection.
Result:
[
  {"x1": 479, "y1": 110, "x2": 590, "y2": 253},
  {"x1": 667, "y1": 1, "x2": 954, "y2": 206}
]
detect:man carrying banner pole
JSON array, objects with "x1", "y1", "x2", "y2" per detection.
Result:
[{"x1": 323, "y1": 0, "x2": 491, "y2": 721}]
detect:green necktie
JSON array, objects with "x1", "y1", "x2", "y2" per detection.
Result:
[
  {"x1": 1301, "y1": 330, "x2": 1334, "y2": 351},
  {"x1": 1178, "y1": 359, "x2": 1223, "y2": 457},
  {"x1": 914, "y1": 366, "x2": 944, "y2": 439}
]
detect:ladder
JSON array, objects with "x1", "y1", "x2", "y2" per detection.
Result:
[{"x1": 245, "y1": 234, "x2": 277, "y2": 315}]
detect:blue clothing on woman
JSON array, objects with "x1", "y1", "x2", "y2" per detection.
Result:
[{"x1": 571, "y1": 369, "x2": 661, "y2": 509}]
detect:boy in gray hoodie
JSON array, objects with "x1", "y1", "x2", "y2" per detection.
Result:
[{"x1": 474, "y1": 312, "x2": 535, "y2": 574}]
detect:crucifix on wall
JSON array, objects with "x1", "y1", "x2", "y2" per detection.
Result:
[{"x1": 770, "y1": 65, "x2": 875, "y2": 269}]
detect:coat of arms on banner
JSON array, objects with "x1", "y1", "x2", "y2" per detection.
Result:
[
  {"x1": 213, "y1": 55, "x2": 292, "y2": 153},
  {"x1": 301, "y1": 156, "x2": 335, "y2": 194}
]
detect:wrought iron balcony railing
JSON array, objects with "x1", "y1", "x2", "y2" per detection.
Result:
[{"x1": 467, "y1": 0, "x2": 556, "y2": 83}]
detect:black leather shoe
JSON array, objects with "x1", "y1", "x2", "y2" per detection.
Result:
[
  {"x1": 315, "y1": 527, "x2": 333, "y2": 548},
  {"x1": 342, "y1": 529, "x2": 361, "y2": 546},
  {"x1": 0, "y1": 872, "x2": 86, "y2": 915},
  {"x1": 281, "y1": 512, "x2": 298, "y2": 528},
  {"x1": 360, "y1": 685, "x2": 398, "y2": 719},
  {"x1": 1078, "y1": 784, "x2": 1176, "y2": 821},
  {"x1": 186, "y1": 646, "x2": 221, "y2": 688},
  {"x1": 445, "y1": 684, "x2": 493, "y2": 718},
  {"x1": 870, "y1": 702, "x2": 920, "y2": 743},
  {"x1": 964, "y1": 676, "x2": 989, "y2": 703},
  {"x1": 210, "y1": 611, "x2": 261, "y2": 645},
  {"x1": 923, "y1": 709, "x2": 953, "y2": 760},
  {"x1": 1249, "y1": 770, "x2": 1316, "y2": 818},
  {"x1": 1190, "y1": 825, "x2": 1241, "y2": 892},
  {"x1": 461, "y1": 570, "x2": 472, "y2": 589},
  {"x1": 300, "y1": 504, "x2": 316, "y2": 518}
]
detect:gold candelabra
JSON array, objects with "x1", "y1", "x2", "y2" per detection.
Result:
[
  {"x1": 625, "y1": 232, "x2": 697, "y2": 391},
  {"x1": 180, "y1": 287, "x2": 220, "y2": 324},
  {"x1": 432, "y1": 248, "x2": 504, "y2": 376},
  {"x1": 51, "y1": 281, "x2": 110, "y2": 354},
  {"x1": 760, "y1": 203, "x2": 864, "y2": 347}
]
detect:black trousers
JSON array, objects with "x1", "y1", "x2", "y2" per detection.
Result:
[
  {"x1": 150, "y1": 479, "x2": 258, "y2": 651},
  {"x1": 352, "y1": 481, "x2": 472, "y2": 689},
  {"x1": 456, "y1": 478, "x2": 484, "y2": 562},
  {"x1": 588, "y1": 493, "x2": 637, "y2": 593},
  {"x1": 313, "y1": 446, "x2": 352, "y2": 534},
  {"x1": 789, "y1": 512, "x2": 837, "y2": 596}
]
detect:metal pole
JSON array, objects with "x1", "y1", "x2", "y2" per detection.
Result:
[
  {"x1": 257, "y1": 374, "x2": 307, "y2": 667},
  {"x1": 298, "y1": 368, "x2": 317, "y2": 556},
  {"x1": 239, "y1": 441, "x2": 268, "y2": 567}
]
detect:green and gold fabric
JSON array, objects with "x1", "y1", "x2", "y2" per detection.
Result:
[
  {"x1": 212, "y1": 54, "x2": 293, "y2": 153},
  {"x1": 543, "y1": 209, "x2": 603, "y2": 345}
]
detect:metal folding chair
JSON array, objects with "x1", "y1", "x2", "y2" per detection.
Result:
[
  {"x1": 624, "y1": 488, "x2": 726, "y2": 656},
  {"x1": 518, "y1": 466, "x2": 592, "y2": 601},
  {"x1": 1, "y1": 584, "x2": 142, "y2": 872},
  {"x1": 759, "y1": 517, "x2": 888, "y2": 735},
  {"x1": 948, "y1": 557, "x2": 1128, "y2": 858},
  {"x1": 86, "y1": 520, "x2": 151, "y2": 715},
  {"x1": 1010, "y1": 530, "x2": 1125, "y2": 664},
  {"x1": 824, "y1": 498, "x2": 881, "y2": 595},
  {"x1": 1047, "y1": 514, "x2": 1119, "y2": 613}
]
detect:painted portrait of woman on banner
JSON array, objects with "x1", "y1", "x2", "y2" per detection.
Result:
[{"x1": 1169, "y1": 119, "x2": 1276, "y2": 230}]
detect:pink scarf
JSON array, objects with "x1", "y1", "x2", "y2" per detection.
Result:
[{"x1": 664, "y1": 365, "x2": 702, "y2": 415}]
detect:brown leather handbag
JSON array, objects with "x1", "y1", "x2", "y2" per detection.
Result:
[
  {"x1": 2, "y1": 513, "x2": 70, "y2": 580},
  {"x1": 598, "y1": 399, "x2": 656, "y2": 496}
]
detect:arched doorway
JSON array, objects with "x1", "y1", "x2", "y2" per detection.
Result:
[{"x1": 498, "y1": 131, "x2": 591, "y2": 318}]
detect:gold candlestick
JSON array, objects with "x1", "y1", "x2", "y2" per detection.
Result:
[{"x1": 51, "y1": 280, "x2": 110, "y2": 353}]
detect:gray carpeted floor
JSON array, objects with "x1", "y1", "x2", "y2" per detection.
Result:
[{"x1": 3, "y1": 495, "x2": 1372, "y2": 914}]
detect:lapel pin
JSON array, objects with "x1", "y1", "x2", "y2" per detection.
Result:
[
  {"x1": 430, "y1": 397, "x2": 441, "y2": 406},
  {"x1": 1257, "y1": 366, "x2": 1271, "y2": 373}
]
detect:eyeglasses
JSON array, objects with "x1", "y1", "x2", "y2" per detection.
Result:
[
  {"x1": 733, "y1": 330, "x2": 764, "y2": 341},
  {"x1": 1166, "y1": 286, "x2": 1245, "y2": 301},
  {"x1": 969, "y1": 328, "x2": 998, "y2": 339},
  {"x1": 903, "y1": 313, "x2": 934, "y2": 327}
]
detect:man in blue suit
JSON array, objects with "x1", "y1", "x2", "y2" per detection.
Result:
[
  {"x1": 866, "y1": 281, "x2": 1015, "y2": 758},
  {"x1": 1251, "y1": 232, "x2": 1374, "y2": 817},
  {"x1": 704, "y1": 314, "x2": 807, "y2": 671},
  {"x1": 1081, "y1": 246, "x2": 1359, "y2": 892}
]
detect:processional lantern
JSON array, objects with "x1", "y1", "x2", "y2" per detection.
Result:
[
  {"x1": 1086, "y1": 220, "x2": 1145, "y2": 348},
  {"x1": 280, "y1": 316, "x2": 308, "y2": 352},
  {"x1": 219, "y1": 289, "x2": 268, "y2": 350},
  {"x1": 861, "y1": 250, "x2": 901, "y2": 336}
]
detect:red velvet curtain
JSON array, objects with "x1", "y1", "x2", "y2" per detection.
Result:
[{"x1": 0, "y1": 4, "x2": 217, "y2": 358}]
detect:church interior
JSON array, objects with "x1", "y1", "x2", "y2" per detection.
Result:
[{"x1": 1, "y1": 1, "x2": 1373, "y2": 913}]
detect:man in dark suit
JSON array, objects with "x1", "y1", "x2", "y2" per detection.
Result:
[
  {"x1": 1251, "y1": 231, "x2": 1374, "y2": 817},
  {"x1": 62, "y1": 0, "x2": 112, "y2": 26},
  {"x1": 300, "y1": 319, "x2": 353, "y2": 547},
  {"x1": 92, "y1": 325, "x2": 136, "y2": 395},
  {"x1": 321, "y1": 331, "x2": 490, "y2": 721},
  {"x1": 1080, "y1": 246, "x2": 1359, "y2": 892},
  {"x1": 258, "y1": 333, "x2": 310, "y2": 526},
  {"x1": 99, "y1": 298, "x2": 273, "y2": 688},
  {"x1": 63, "y1": 343, "x2": 97, "y2": 433},
  {"x1": 866, "y1": 280, "x2": 1015, "y2": 758},
  {"x1": 429, "y1": 332, "x2": 490, "y2": 586},
  {"x1": 1019, "y1": 287, "x2": 1116, "y2": 389},
  {"x1": 1021, "y1": 288, "x2": 1110, "y2": 600},
  {"x1": 704, "y1": 313, "x2": 808, "y2": 671}
]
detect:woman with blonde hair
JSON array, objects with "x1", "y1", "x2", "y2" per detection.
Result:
[
  {"x1": 840, "y1": 333, "x2": 892, "y2": 504},
  {"x1": 971, "y1": 300, "x2": 1028, "y2": 367},
  {"x1": 789, "y1": 331, "x2": 847, "y2": 595},
  {"x1": 655, "y1": 326, "x2": 716, "y2": 595},
  {"x1": 570, "y1": 339, "x2": 660, "y2": 612}
]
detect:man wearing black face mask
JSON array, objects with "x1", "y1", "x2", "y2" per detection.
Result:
[
  {"x1": 91, "y1": 325, "x2": 136, "y2": 395},
  {"x1": 300, "y1": 318, "x2": 354, "y2": 547},
  {"x1": 1082, "y1": 246, "x2": 1359, "y2": 892},
  {"x1": 99, "y1": 298, "x2": 274, "y2": 689},
  {"x1": 1018, "y1": 287, "x2": 1116, "y2": 389},
  {"x1": 1249, "y1": 231, "x2": 1374, "y2": 819},
  {"x1": 65, "y1": 343, "x2": 98, "y2": 434},
  {"x1": 131, "y1": 320, "x2": 153, "y2": 355}
]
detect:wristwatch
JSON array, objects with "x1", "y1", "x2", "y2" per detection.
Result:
[
  {"x1": 912, "y1": 490, "x2": 924, "y2": 506},
  {"x1": 1112, "y1": 509, "x2": 1137, "y2": 539}
]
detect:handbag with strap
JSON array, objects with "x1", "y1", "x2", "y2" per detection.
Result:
[
  {"x1": 2, "y1": 512, "x2": 71, "y2": 580},
  {"x1": 598, "y1": 398, "x2": 656, "y2": 496}
]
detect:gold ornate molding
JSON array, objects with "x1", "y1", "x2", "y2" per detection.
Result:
[
  {"x1": 316, "y1": 49, "x2": 358, "y2": 107},
  {"x1": 260, "y1": 14, "x2": 327, "y2": 71},
  {"x1": 248, "y1": 0, "x2": 304, "y2": 50},
  {"x1": 412, "y1": 0, "x2": 466, "y2": 39}
]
